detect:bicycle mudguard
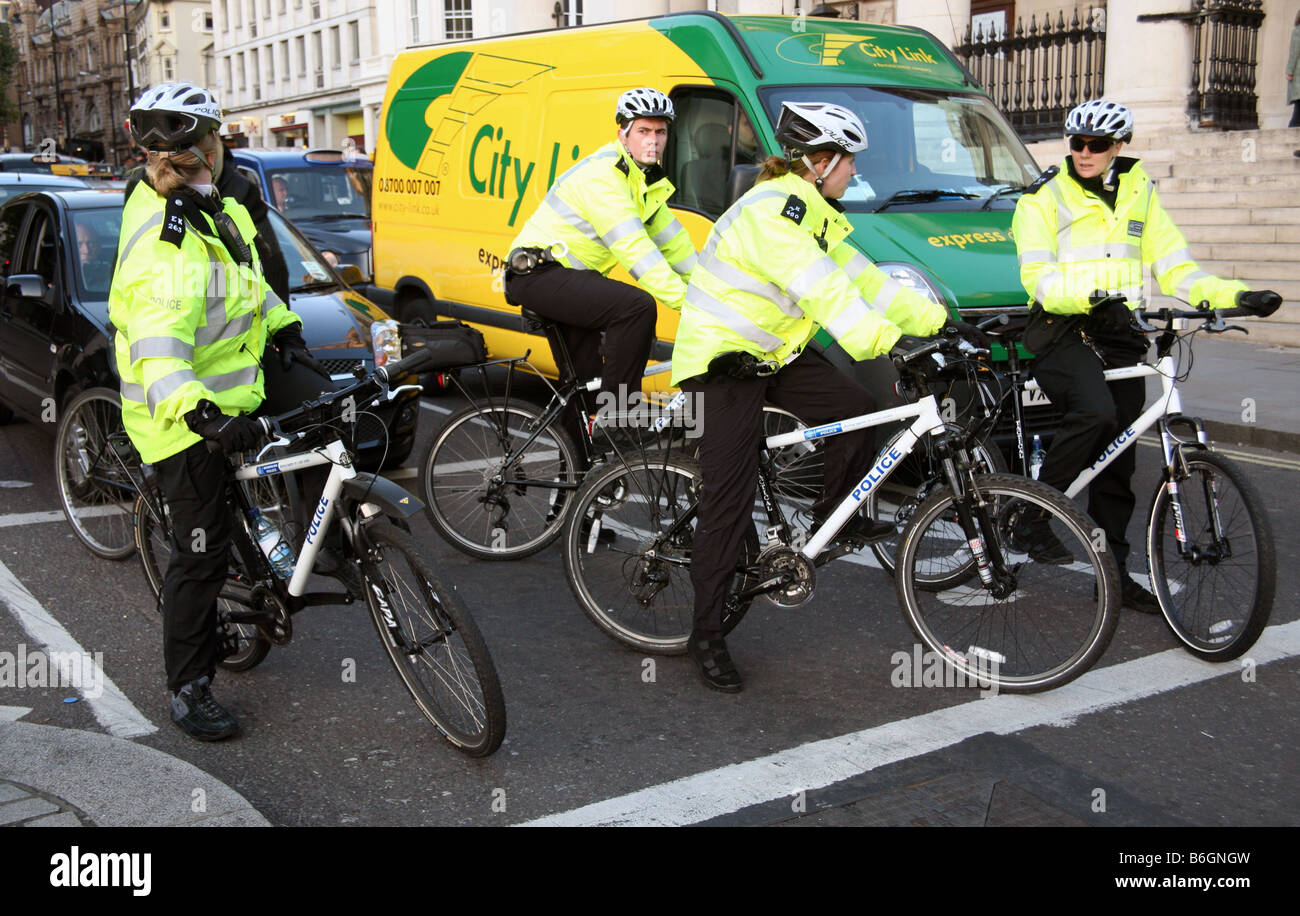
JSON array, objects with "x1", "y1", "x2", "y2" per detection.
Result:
[{"x1": 343, "y1": 473, "x2": 423, "y2": 518}]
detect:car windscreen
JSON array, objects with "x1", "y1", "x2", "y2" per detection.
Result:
[
  {"x1": 265, "y1": 166, "x2": 372, "y2": 221},
  {"x1": 265, "y1": 206, "x2": 340, "y2": 292},
  {"x1": 757, "y1": 86, "x2": 1042, "y2": 212},
  {"x1": 69, "y1": 208, "x2": 123, "y2": 300}
]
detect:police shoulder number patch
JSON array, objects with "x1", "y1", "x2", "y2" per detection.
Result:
[
  {"x1": 1128, "y1": 219, "x2": 1144, "y2": 237},
  {"x1": 781, "y1": 194, "x2": 807, "y2": 224},
  {"x1": 161, "y1": 197, "x2": 187, "y2": 248}
]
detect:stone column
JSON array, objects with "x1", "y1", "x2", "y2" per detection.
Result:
[
  {"x1": 1102, "y1": 0, "x2": 1196, "y2": 133},
  {"x1": 894, "y1": 0, "x2": 970, "y2": 51}
]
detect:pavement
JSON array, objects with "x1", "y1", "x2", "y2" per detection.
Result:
[{"x1": 0, "y1": 332, "x2": 1295, "y2": 830}]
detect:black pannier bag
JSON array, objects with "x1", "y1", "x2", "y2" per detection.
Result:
[{"x1": 398, "y1": 320, "x2": 487, "y2": 369}]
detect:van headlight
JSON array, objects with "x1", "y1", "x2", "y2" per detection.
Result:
[{"x1": 874, "y1": 262, "x2": 948, "y2": 307}]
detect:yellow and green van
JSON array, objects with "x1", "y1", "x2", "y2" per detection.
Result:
[{"x1": 373, "y1": 12, "x2": 1042, "y2": 393}]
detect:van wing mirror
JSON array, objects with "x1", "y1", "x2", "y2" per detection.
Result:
[
  {"x1": 337, "y1": 264, "x2": 364, "y2": 286},
  {"x1": 5, "y1": 274, "x2": 50, "y2": 301},
  {"x1": 725, "y1": 164, "x2": 761, "y2": 210}
]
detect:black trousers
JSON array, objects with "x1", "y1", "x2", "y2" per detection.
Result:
[
  {"x1": 1031, "y1": 333, "x2": 1146, "y2": 571},
  {"x1": 155, "y1": 353, "x2": 338, "y2": 692},
  {"x1": 682, "y1": 350, "x2": 875, "y2": 636},
  {"x1": 1290, "y1": 101, "x2": 1300, "y2": 129},
  {"x1": 505, "y1": 264, "x2": 657, "y2": 401}
]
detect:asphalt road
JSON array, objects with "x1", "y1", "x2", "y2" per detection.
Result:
[{"x1": 0, "y1": 378, "x2": 1297, "y2": 828}]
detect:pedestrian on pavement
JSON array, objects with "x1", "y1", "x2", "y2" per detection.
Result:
[
  {"x1": 670, "y1": 101, "x2": 979, "y2": 692},
  {"x1": 1287, "y1": 10, "x2": 1300, "y2": 154},
  {"x1": 504, "y1": 88, "x2": 696, "y2": 454},
  {"x1": 1011, "y1": 98, "x2": 1283, "y2": 613},
  {"x1": 110, "y1": 83, "x2": 328, "y2": 741}
]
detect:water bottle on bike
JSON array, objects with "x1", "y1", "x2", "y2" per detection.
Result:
[{"x1": 249, "y1": 508, "x2": 295, "y2": 579}]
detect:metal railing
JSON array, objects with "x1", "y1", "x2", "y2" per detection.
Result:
[
  {"x1": 1188, "y1": 0, "x2": 1265, "y2": 130},
  {"x1": 955, "y1": 6, "x2": 1107, "y2": 143}
]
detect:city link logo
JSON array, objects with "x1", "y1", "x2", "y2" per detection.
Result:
[
  {"x1": 776, "y1": 31, "x2": 942, "y2": 70},
  {"x1": 0, "y1": 644, "x2": 104, "y2": 699}
]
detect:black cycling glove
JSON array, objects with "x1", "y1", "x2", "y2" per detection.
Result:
[
  {"x1": 943, "y1": 318, "x2": 991, "y2": 350},
  {"x1": 1089, "y1": 293, "x2": 1133, "y2": 334},
  {"x1": 185, "y1": 399, "x2": 263, "y2": 455},
  {"x1": 1237, "y1": 289, "x2": 1282, "y2": 318},
  {"x1": 273, "y1": 323, "x2": 328, "y2": 377}
]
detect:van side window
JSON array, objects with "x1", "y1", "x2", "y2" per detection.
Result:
[
  {"x1": 0, "y1": 205, "x2": 27, "y2": 278},
  {"x1": 667, "y1": 90, "x2": 763, "y2": 219}
]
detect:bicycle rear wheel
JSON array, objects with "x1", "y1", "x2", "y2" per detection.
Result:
[
  {"x1": 133, "y1": 492, "x2": 272, "y2": 672},
  {"x1": 422, "y1": 401, "x2": 581, "y2": 560},
  {"x1": 895, "y1": 474, "x2": 1120, "y2": 693},
  {"x1": 562, "y1": 453, "x2": 759, "y2": 655},
  {"x1": 1146, "y1": 450, "x2": 1274, "y2": 661},
  {"x1": 868, "y1": 426, "x2": 1005, "y2": 587},
  {"x1": 358, "y1": 522, "x2": 506, "y2": 756},
  {"x1": 55, "y1": 387, "x2": 139, "y2": 559}
]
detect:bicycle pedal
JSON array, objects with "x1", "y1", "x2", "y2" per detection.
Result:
[{"x1": 815, "y1": 543, "x2": 858, "y2": 567}]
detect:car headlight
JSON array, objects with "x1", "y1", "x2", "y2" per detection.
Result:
[
  {"x1": 371, "y1": 319, "x2": 401, "y2": 367},
  {"x1": 874, "y1": 261, "x2": 949, "y2": 307}
]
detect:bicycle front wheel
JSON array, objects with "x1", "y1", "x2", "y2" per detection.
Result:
[
  {"x1": 1146, "y1": 450, "x2": 1274, "y2": 660},
  {"x1": 895, "y1": 473, "x2": 1120, "y2": 693},
  {"x1": 358, "y1": 522, "x2": 506, "y2": 756},
  {"x1": 55, "y1": 387, "x2": 139, "y2": 559},
  {"x1": 422, "y1": 401, "x2": 581, "y2": 560},
  {"x1": 132, "y1": 493, "x2": 271, "y2": 671},
  {"x1": 562, "y1": 453, "x2": 759, "y2": 655},
  {"x1": 868, "y1": 426, "x2": 1005, "y2": 587}
]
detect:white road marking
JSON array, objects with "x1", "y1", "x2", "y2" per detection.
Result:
[
  {"x1": 0, "y1": 506, "x2": 125, "y2": 529},
  {"x1": 0, "y1": 706, "x2": 31, "y2": 722},
  {"x1": 0, "y1": 558, "x2": 156, "y2": 739},
  {"x1": 519, "y1": 619, "x2": 1300, "y2": 826},
  {"x1": 0, "y1": 481, "x2": 32, "y2": 489},
  {"x1": 420, "y1": 401, "x2": 453, "y2": 416}
]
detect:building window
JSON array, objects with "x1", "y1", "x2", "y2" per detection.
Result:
[
  {"x1": 232, "y1": 0, "x2": 240, "y2": 26},
  {"x1": 278, "y1": 0, "x2": 286, "y2": 14},
  {"x1": 295, "y1": 35, "x2": 306, "y2": 76},
  {"x1": 409, "y1": 0, "x2": 420, "y2": 45},
  {"x1": 224, "y1": 57, "x2": 233, "y2": 94},
  {"x1": 204, "y1": 12, "x2": 214, "y2": 30},
  {"x1": 237, "y1": 52, "x2": 246, "y2": 91},
  {"x1": 249, "y1": 0, "x2": 257, "y2": 36},
  {"x1": 561, "y1": 0, "x2": 582, "y2": 27},
  {"x1": 311, "y1": 0, "x2": 320, "y2": 19},
  {"x1": 348, "y1": 20, "x2": 360, "y2": 63},
  {"x1": 312, "y1": 30, "x2": 323, "y2": 88},
  {"x1": 266, "y1": 43, "x2": 275, "y2": 83},
  {"x1": 163, "y1": 56, "x2": 174, "y2": 81},
  {"x1": 263, "y1": 0, "x2": 271, "y2": 19},
  {"x1": 330, "y1": 25, "x2": 340, "y2": 69},
  {"x1": 251, "y1": 48, "x2": 261, "y2": 100},
  {"x1": 444, "y1": 0, "x2": 472, "y2": 40},
  {"x1": 280, "y1": 40, "x2": 290, "y2": 81},
  {"x1": 159, "y1": 9, "x2": 170, "y2": 29}
]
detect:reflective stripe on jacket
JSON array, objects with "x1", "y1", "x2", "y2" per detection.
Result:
[
  {"x1": 670, "y1": 171, "x2": 947, "y2": 386},
  {"x1": 1012, "y1": 157, "x2": 1245, "y2": 315},
  {"x1": 109, "y1": 182, "x2": 301, "y2": 463},
  {"x1": 509, "y1": 141, "x2": 695, "y2": 308}
]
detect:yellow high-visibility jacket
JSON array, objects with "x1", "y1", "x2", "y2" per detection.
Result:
[
  {"x1": 671, "y1": 170, "x2": 947, "y2": 386},
  {"x1": 109, "y1": 182, "x2": 300, "y2": 463},
  {"x1": 509, "y1": 141, "x2": 696, "y2": 309},
  {"x1": 1012, "y1": 157, "x2": 1245, "y2": 314}
]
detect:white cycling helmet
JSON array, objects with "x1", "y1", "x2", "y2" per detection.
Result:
[
  {"x1": 1064, "y1": 99, "x2": 1134, "y2": 142},
  {"x1": 616, "y1": 88, "x2": 675, "y2": 126},
  {"x1": 130, "y1": 83, "x2": 223, "y2": 153},
  {"x1": 776, "y1": 101, "x2": 868, "y2": 156}
]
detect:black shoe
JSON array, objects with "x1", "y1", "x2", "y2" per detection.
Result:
[
  {"x1": 315, "y1": 545, "x2": 365, "y2": 598},
  {"x1": 170, "y1": 676, "x2": 239, "y2": 741},
  {"x1": 1121, "y1": 576, "x2": 1162, "y2": 615},
  {"x1": 687, "y1": 634, "x2": 743, "y2": 693},
  {"x1": 1007, "y1": 514, "x2": 1073, "y2": 564},
  {"x1": 817, "y1": 513, "x2": 895, "y2": 546}
]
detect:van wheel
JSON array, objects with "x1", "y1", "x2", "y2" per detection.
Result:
[{"x1": 401, "y1": 296, "x2": 437, "y2": 326}]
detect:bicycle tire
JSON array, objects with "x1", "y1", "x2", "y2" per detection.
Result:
[
  {"x1": 132, "y1": 493, "x2": 272, "y2": 672},
  {"x1": 54, "y1": 387, "x2": 139, "y2": 560},
  {"x1": 562, "y1": 453, "x2": 759, "y2": 655},
  {"x1": 422, "y1": 401, "x2": 581, "y2": 560},
  {"x1": 357, "y1": 522, "x2": 506, "y2": 756},
  {"x1": 868, "y1": 425, "x2": 1006, "y2": 587},
  {"x1": 1146, "y1": 449, "x2": 1275, "y2": 661},
  {"x1": 895, "y1": 473, "x2": 1120, "y2": 693}
]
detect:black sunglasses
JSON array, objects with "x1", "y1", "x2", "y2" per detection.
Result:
[{"x1": 1069, "y1": 136, "x2": 1115, "y2": 154}]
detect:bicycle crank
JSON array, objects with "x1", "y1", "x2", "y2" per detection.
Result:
[
  {"x1": 249, "y1": 585, "x2": 293, "y2": 646},
  {"x1": 756, "y1": 546, "x2": 816, "y2": 608}
]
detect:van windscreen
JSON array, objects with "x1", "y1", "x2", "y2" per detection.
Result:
[{"x1": 758, "y1": 87, "x2": 1041, "y2": 212}]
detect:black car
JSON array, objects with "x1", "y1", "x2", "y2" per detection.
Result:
[{"x1": 0, "y1": 189, "x2": 419, "y2": 468}]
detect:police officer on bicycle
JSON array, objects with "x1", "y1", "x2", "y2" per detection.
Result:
[
  {"x1": 671, "y1": 101, "x2": 987, "y2": 692},
  {"x1": 112, "y1": 84, "x2": 329, "y2": 740},
  {"x1": 504, "y1": 88, "x2": 697, "y2": 450},
  {"x1": 1011, "y1": 98, "x2": 1282, "y2": 612}
]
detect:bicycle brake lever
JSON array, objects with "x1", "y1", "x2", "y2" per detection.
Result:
[
  {"x1": 254, "y1": 435, "x2": 293, "y2": 463},
  {"x1": 1132, "y1": 311, "x2": 1158, "y2": 333},
  {"x1": 385, "y1": 383, "x2": 424, "y2": 401}
]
